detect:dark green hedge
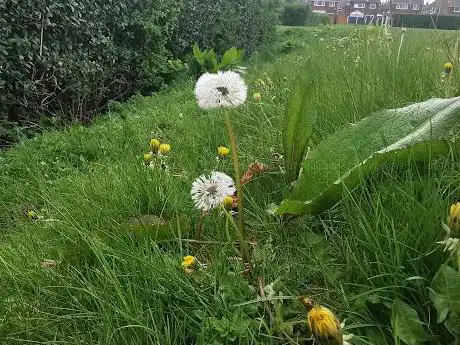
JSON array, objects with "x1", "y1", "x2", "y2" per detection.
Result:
[
  {"x1": 281, "y1": 4, "x2": 312, "y2": 26},
  {"x1": 0, "y1": 0, "x2": 280, "y2": 146},
  {"x1": 0, "y1": 0, "x2": 184, "y2": 146},
  {"x1": 392, "y1": 14, "x2": 460, "y2": 30},
  {"x1": 170, "y1": 0, "x2": 281, "y2": 58}
]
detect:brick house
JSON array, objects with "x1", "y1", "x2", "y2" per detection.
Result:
[
  {"x1": 423, "y1": 0, "x2": 460, "y2": 15},
  {"x1": 389, "y1": 0, "x2": 424, "y2": 13},
  {"x1": 308, "y1": 0, "x2": 385, "y2": 23},
  {"x1": 309, "y1": 0, "x2": 343, "y2": 14},
  {"x1": 344, "y1": 0, "x2": 384, "y2": 22}
]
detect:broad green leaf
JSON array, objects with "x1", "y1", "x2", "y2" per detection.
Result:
[
  {"x1": 277, "y1": 97, "x2": 460, "y2": 216},
  {"x1": 193, "y1": 43, "x2": 205, "y2": 65},
  {"x1": 391, "y1": 299, "x2": 431, "y2": 345},
  {"x1": 204, "y1": 49, "x2": 219, "y2": 73},
  {"x1": 429, "y1": 264, "x2": 460, "y2": 330},
  {"x1": 121, "y1": 214, "x2": 190, "y2": 242},
  {"x1": 283, "y1": 76, "x2": 316, "y2": 182},
  {"x1": 219, "y1": 47, "x2": 244, "y2": 70}
]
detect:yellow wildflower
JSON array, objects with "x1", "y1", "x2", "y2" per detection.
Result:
[
  {"x1": 27, "y1": 210, "x2": 38, "y2": 220},
  {"x1": 223, "y1": 195, "x2": 234, "y2": 210},
  {"x1": 299, "y1": 296, "x2": 342, "y2": 345},
  {"x1": 444, "y1": 62, "x2": 453, "y2": 74},
  {"x1": 159, "y1": 143, "x2": 171, "y2": 155},
  {"x1": 143, "y1": 152, "x2": 153, "y2": 164},
  {"x1": 217, "y1": 146, "x2": 230, "y2": 158},
  {"x1": 448, "y1": 202, "x2": 460, "y2": 237},
  {"x1": 253, "y1": 92, "x2": 262, "y2": 102},
  {"x1": 150, "y1": 138, "x2": 161, "y2": 153},
  {"x1": 181, "y1": 255, "x2": 196, "y2": 270}
]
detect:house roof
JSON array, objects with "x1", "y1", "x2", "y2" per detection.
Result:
[{"x1": 392, "y1": 0, "x2": 424, "y2": 4}]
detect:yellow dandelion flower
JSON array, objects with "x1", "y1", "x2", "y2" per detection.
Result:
[
  {"x1": 217, "y1": 146, "x2": 230, "y2": 158},
  {"x1": 143, "y1": 152, "x2": 153, "y2": 164},
  {"x1": 223, "y1": 195, "x2": 234, "y2": 210},
  {"x1": 444, "y1": 62, "x2": 453, "y2": 74},
  {"x1": 150, "y1": 138, "x2": 161, "y2": 153},
  {"x1": 181, "y1": 255, "x2": 196, "y2": 269},
  {"x1": 299, "y1": 296, "x2": 343, "y2": 345},
  {"x1": 159, "y1": 143, "x2": 171, "y2": 155},
  {"x1": 448, "y1": 202, "x2": 460, "y2": 237},
  {"x1": 253, "y1": 92, "x2": 262, "y2": 102}
]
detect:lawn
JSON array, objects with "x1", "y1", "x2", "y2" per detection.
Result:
[{"x1": 0, "y1": 25, "x2": 459, "y2": 344}]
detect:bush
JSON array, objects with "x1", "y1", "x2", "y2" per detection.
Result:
[
  {"x1": 306, "y1": 12, "x2": 331, "y2": 26},
  {"x1": 0, "y1": 0, "x2": 183, "y2": 146},
  {"x1": 281, "y1": 4, "x2": 312, "y2": 26},
  {"x1": 170, "y1": 0, "x2": 281, "y2": 58},
  {"x1": 392, "y1": 14, "x2": 460, "y2": 30}
]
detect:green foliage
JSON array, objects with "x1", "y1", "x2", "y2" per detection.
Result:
[
  {"x1": 190, "y1": 44, "x2": 245, "y2": 78},
  {"x1": 430, "y1": 264, "x2": 460, "y2": 336},
  {"x1": 307, "y1": 12, "x2": 331, "y2": 26},
  {"x1": 0, "y1": 0, "x2": 184, "y2": 146},
  {"x1": 283, "y1": 76, "x2": 315, "y2": 182},
  {"x1": 392, "y1": 14, "x2": 460, "y2": 30},
  {"x1": 278, "y1": 98, "x2": 460, "y2": 216},
  {"x1": 170, "y1": 0, "x2": 281, "y2": 58},
  {"x1": 391, "y1": 299, "x2": 431, "y2": 345},
  {"x1": 281, "y1": 4, "x2": 311, "y2": 26}
]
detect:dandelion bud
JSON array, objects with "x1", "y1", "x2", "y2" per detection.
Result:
[
  {"x1": 444, "y1": 62, "x2": 453, "y2": 74},
  {"x1": 217, "y1": 146, "x2": 230, "y2": 158},
  {"x1": 27, "y1": 210, "x2": 38, "y2": 220},
  {"x1": 149, "y1": 139, "x2": 161, "y2": 153},
  {"x1": 223, "y1": 195, "x2": 234, "y2": 210},
  {"x1": 159, "y1": 143, "x2": 171, "y2": 155},
  {"x1": 253, "y1": 92, "x2": 262, "y2": 102},
  {"x1": 143, "y1": 152, "x2": 153, "y2": 165},
  {"x1": 448, "y1": 202, "x2": 460, "y2": 237}
]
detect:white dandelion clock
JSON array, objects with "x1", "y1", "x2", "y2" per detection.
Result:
[
  {"x1": 191, "y1": 171, "x2": 236, "y2": 212},
  {"x1": 194, "y1": 71, "x2": 247, "y2": 109}
]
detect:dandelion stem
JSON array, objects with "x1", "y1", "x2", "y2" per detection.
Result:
[
  {"x1": 224, "y1": 112, "x2": 250, "y2": 265},
  {"x1": 195, "y1": 213, "x2": 206, "y2": 241},
  {"x1": 396, "y1": 31, "x2": 405, "y2": 65}
]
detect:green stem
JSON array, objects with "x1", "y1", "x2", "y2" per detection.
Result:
[{"x1": 224, "y1": 112, "x2": 250, "y2": 265}]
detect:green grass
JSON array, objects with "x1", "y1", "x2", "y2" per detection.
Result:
[{"x1": 0, "y1": 25, "x2": 459, "y2": 344}]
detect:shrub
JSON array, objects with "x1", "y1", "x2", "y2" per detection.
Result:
[
  {"x1": 281, "y1": 4, "x2": 312, "y2": 26},
  {"x1": 170, "y1": 0, "x2": 281, "y2": 58},
  {"x1": 0, "y1": 0, "x2": 183, "y2": 146},
  {"x1": 392, "y1": 14, "x2": 460, "y2": 30},
  {"x1": 306, "y1": 12, "x2": 331, "y2": 26}
]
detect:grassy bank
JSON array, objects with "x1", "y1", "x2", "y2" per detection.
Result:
[{"x1": 0, "y1": 26, "x2": 459, "y2": 344}]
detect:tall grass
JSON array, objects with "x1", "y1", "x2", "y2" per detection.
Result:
[{"x1": 0, "y1": 25, "x2": 458, "y2": 344}]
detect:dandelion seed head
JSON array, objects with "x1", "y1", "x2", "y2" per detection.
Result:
[
  {"x1": 191, "y1": 172, "x2": 236, "y2": 212},
  {"x1": 194, "y1": 71, "x2": 247, "y2": 109}
]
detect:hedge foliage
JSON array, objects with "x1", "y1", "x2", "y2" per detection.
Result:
[
  {"x1": 281, "y1": 4, "x2": 330, "y2": 26},
  {"x1": 392, "y1": 14, "x2": 460, "y2": 30},
  {"x1": 281, "y1": 4, "x2": 312, "y2": 26},
  {"x1": 170, "y1": 0, "x2": 281, "y2": 58},
  {"x1": 0, "y1": 0, "x2": 280, "y2": 146}
]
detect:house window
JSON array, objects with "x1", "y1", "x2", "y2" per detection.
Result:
[
  {"x1": 370, "y1": 3, "x2": 377, "y2": 9},
  {"x1": 329, "y1": 1, "x2": 336, "y2": 7},
  {"x1": 314, "y1": 1, "x2": 326, "y2": 6},
  {"x1": 412, "y1": 4, "x2": 420, "y2": 10},
  {"x1": 454, "y1": 7, "x2": 460, "y2": 11},
  {"x1": 354, "y1": 3, "x2": 366, "y2": 8},
  {"x1": 395, "y1": 3, "x2": 409, "y2": 9}
]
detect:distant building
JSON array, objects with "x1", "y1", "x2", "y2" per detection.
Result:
[
  {"x1": 309, "y1": 0, "x2": 343, "y2": 14},
  {"x1": 307, "y1": 0, "x2": 387, "y2": 23},
  {"x1": 423, "y1": 0, "x2": 460, "y2": 15},
  {"x1": 344, "y1": 0, "x2": 385, "y2": 23},
  {"x1": 388, "y1": 0, "x2": 424, "y2": 13}
]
